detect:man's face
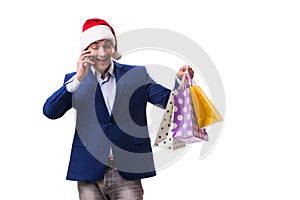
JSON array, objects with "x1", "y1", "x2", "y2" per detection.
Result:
[{"x1": 88, "y1": 40, "x2": 113, "y2": 72}]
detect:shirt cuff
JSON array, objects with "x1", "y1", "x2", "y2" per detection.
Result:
[
  {"x1": 176, "y1": 76, "x2": 181, "y2": 85},
  {"x1": 66, "y1": 75, "x2": 82, "y2": 93},
  {"x1": 175, "y1": 76, "x2": 182, "y2": 88}
]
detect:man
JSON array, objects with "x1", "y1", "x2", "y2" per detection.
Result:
[{"x1": 43, "y1": 18, "x2": 194, "y2": 200}]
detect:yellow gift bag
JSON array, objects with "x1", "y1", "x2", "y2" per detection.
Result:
[{"x1": 189, "y1": 77, "x2": 223, "y2": 128}]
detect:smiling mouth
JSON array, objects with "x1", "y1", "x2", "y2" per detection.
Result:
[{"x1": 96, "y1": 57, "x2": 107, "y2": 62}]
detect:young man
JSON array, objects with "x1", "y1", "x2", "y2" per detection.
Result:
[{"x1": 43, "y1": 18, "x2": 193, "y2": 200}]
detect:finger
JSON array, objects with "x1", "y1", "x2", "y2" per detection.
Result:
[
  {"x1": 81, "y1": 49, "x2": 91, "y2": 54},
  {"x1": 181, "y1": 65, "x2": 190, "y2": 72},
  {"x1": 188, "y1": 67, "x2": 193, "y2": 73},
  {"x1": 81, "y1": 60, "x2": 94, "y2": 67},
  {"x1": 86, "y1": 56, "x2": 94, "y2": 61},
  {"x1": 80, "y1": 50, "x2": 92, "y2": 58},
  {"x1": 188, "y1": 68, "x2": 194, "y2": 78},
  {"x1": 84, "y1": 50, "x2": 92, "y2": 56},
  {"x1": 86, "y1": 60, "x2": 95, "y2": 65},
  {"x1": 80, "y1": 56, "x2": 93, "y2": 63}
]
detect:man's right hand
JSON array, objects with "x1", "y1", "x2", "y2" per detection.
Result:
[{"x1": 75, "y1": 50, "x2": 94, "y2": 81}]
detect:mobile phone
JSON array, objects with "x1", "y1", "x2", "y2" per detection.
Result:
[
  {"x1": 86, "y1": 56, "x2": 94, "y2": 61},
  {"x1": 83, "y1": 56, "x2": 88, "y2": 67}
]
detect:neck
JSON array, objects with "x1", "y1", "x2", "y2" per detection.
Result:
[{"x1": 93, "y1": 63, "x2": 111, "y2": 79}]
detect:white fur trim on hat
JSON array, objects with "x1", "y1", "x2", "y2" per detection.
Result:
[{"x1": 80, "y1": 25, "x2": 115, "y2": 51}]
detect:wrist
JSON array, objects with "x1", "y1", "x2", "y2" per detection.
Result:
[
  {"x1": 75, "y1": 74, "x2": 83, "y2": 82},
  {"x1": 66, "y1": 75, "x2": 82, "y2": 93}
]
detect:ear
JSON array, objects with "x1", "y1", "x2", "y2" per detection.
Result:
[{"x1": 112, "y1": 51, "x2": 122, "y2": 60}]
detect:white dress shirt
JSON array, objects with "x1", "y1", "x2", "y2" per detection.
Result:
[{"x1": 92, "y1": 64, "x2": 116, "y2": 116}]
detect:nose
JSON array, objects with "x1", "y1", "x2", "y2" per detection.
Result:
[{"x1": 97, "y1": 46, "x2": 106, "y2": 56}]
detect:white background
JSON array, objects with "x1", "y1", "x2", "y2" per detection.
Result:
[{"x1": 1, "y1": 0, "x2": 300, "y2": 199}]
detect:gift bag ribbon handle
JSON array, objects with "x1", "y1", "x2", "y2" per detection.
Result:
[{"x1": 180, "y1": 70, "x2": 193, "y2": 89}]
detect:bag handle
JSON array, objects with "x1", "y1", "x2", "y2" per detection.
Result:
[
  {"x1": 179, "y1": 71, "x2": 193, "y2": 89},
  {"x1": 185, "y1": 70, "x2": 193, "y2": 86}
]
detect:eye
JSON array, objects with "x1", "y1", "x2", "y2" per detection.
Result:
[
  {"x1": 103, "y1": 45, "x2": 112, "y2": 49},
  {"x1": 91, "y1": 45, "x2": 98, "y2": 50}
]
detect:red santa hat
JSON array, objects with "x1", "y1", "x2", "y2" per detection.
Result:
[{"x1": 80, "y1": 18, "x2": 121, "y2": 60}]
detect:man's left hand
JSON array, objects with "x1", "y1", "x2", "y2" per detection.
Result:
[{"x1": 176, "y1": 65, "x2": 194, "y2": 80}]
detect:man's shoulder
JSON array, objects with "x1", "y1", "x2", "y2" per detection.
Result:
[
  {"x1": 64, "y1": 72, "x2": 77, "y2": 82},
  {"x1": 113, "y1": 61, "x2": 146, "y2": 71},
  {"x1": 66, "y1": 72, "x2": 77, "y2": 77}
]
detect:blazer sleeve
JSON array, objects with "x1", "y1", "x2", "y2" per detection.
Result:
[
  {"x1": 43, "y1": 73, "x2": 76, "y2": 119},
  {"x1": 143, "y1": 67, "x2": 172, "y2": 109}
]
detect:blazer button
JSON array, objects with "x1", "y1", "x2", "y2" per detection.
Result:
[{"x1": 108, "y1": 122, "x2": 112, "y2": 126}]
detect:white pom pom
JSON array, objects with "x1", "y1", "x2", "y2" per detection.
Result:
[{"x1": 112, "y1": 51, "x2": 122, "y2": 60}]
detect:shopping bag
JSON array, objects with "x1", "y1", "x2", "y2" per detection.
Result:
[
  {"x1": 153, "y1": 92, "x2": 186, "y2": 150},
  {"x1": 189, "y1": 81, "x2": 223, "y2": 128},
  {"x1": 172, "y1": 73, "x2": 208, "y2": 143}
]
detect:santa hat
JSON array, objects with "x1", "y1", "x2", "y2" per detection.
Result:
[{"x1": 80, "y1": 18, "x2": 121, "y2": 60}]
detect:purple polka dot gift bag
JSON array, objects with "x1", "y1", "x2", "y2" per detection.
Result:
[
  {"x1": 172, "y1": 72, "x2": 208, "y2": 143},
  {"x1": 153, "y1": 92, "x2": 186, "y2": 150}
]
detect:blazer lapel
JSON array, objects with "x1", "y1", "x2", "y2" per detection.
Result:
[{"x1": 112, "y1": 61, "x2": 128, "y2": 114}]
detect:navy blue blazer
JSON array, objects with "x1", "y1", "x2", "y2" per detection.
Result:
[{"x1": 43, "y1": 61, "x2": 171, "y2": 182}]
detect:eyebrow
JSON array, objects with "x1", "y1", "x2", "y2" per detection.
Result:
[{"x1": 104, "y1": 40, "x2": 113, "y2": 45}]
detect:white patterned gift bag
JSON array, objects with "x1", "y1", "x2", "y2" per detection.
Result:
[{"x1": 153, "y1": 92, "x2": 186, "y2": 150}]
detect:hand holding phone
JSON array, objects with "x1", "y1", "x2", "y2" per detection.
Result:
[{"x1": 76, "y1": 50, "x2": 94, "y2": 81}]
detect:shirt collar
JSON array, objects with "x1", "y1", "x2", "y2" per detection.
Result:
[{"x1": 91, "y1": 60, "x2": 115, "y2": 78}]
